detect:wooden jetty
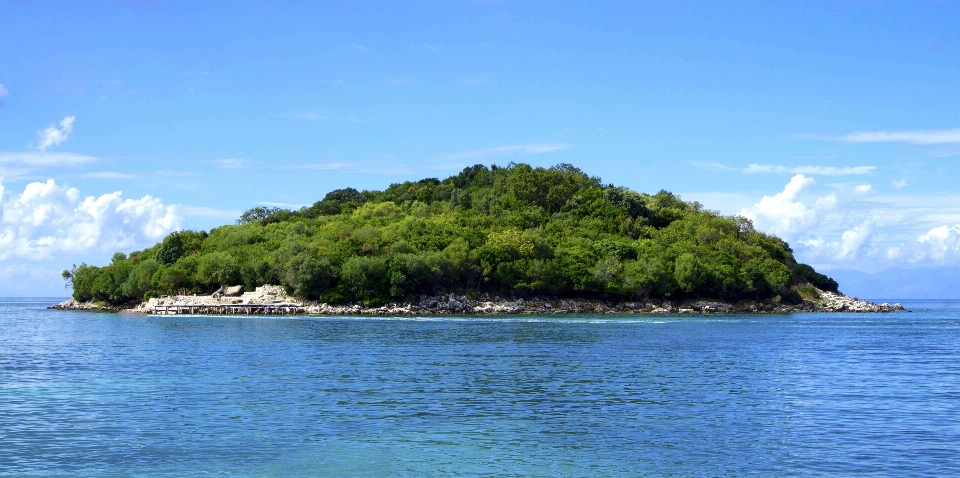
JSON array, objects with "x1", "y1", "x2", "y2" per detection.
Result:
[{"x1": 150, "y1": 303, "x2": 305, "y2": 315}]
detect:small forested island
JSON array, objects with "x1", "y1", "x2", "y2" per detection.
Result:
[{"x1": 56, "y1": 163, "x2": 902, "y2": 314}]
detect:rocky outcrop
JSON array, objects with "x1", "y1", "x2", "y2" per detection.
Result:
[
  {"x1": 298, "y1": 291, "x2": 904, "y2": 316},
  {"x1": 51, "y1": 285, "x2": 905, "y2": 315},
  {"x1": 48, "y1": 299, "x2": 123, "y2": 312},
  {"x1": 819, "y1": 291, "x2": 905, "y2": 312}
]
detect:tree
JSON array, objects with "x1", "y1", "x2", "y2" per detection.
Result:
[
  {"x1": 674, "y1": 253, "x2": 705, "y2": 294},
  {"x1": 340, "y1": 256, "x2": 389, "y2": 305},
  {"x1": 196, "y1": 252, "x2": 240, "y2": 288},
  {"x1": 155, "y1": 233, "x2": 185, "y2": 265},
  {"x1": 323, "y1": 187, "x2": 366, "y2": 203}
]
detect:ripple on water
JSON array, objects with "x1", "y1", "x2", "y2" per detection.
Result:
[{"x1": 1, "y1": 301, "x2": 959, "y2": 476}]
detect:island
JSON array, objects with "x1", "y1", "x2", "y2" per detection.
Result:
[{"x1": 54, "y1": 163, "x2": 903, "y2": 314}]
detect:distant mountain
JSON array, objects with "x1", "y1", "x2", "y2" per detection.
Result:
[{"x1": 827, "y1": 268, "x2": 960, "y2": 300}]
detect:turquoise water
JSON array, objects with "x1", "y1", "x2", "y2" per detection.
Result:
[{"x1": 2, "y1": 298, "x2": 959, "y2": 476}]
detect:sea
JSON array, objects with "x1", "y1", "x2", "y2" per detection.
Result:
[{"x1": 2, "y1": 298, "x2": 958, "y2": 477}]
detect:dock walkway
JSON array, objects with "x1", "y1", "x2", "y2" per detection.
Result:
[{"x1": 150, "y1": 303, "x2": 305, "y2": 315}]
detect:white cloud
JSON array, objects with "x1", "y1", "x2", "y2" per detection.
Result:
[
  {"x1": 0, "y1": 179, "x2": 181, "y2": 261},
  {"x1": 738, "y1": 174, "x2": 836, "y2": 239},
  {"x1": 180, "y1": 205, "x2": 243, "y2": 219},
  {"x1": 259, "y1": 201, "x2": 309, "y2": 209},
  {"x1": 437, "y1": 143, "x2": 571, "y2": 160},
  {"x1": 799, "y1": 221, "x2": 875, "y2": 262},
  {"x1": 689, "y1": 161, "x2": 734, "y2": 171},
  {"x1": 917, "y1": 225, "x2": 960, "y2": 261},
  {"x1": 0, "y1": 152, "x2": 97, "y2": 167},
  {"x1": 83, "y1": 172, "x2": 137, "y2": 179},
  {"x1": 836, "y1": 127, "x2": 960, "y2": 144},
  {"x1": 153, "y1": 170, "x2": 197, "y2": 178},
  {"x1": 740, "y1": 175, "x2": 960, "y2": 270},
  {"x1": 37, "y1": 116, "x2": 76, "y2": 151},
  {"x1": 0, "y1": 83, "x2": 8, "y2": 98},
  {"x1": 743, "y1": 164, "x2": 875, "y2": 175},
  {"x1": 891, "y1": 178, "x2": 906, "y2": 189},
  {"x1": 217, "y1": 158, "x2": 247, "y2": 169},
  {"x1": 739, "y1": 174, "x2": 885, "y2": 266},
  {"x1": 838, "y1": 222, "x2": 874, "y2": 260},
  {"x1": 0, "y1": 121, "x2": 97, "y2": 180}
]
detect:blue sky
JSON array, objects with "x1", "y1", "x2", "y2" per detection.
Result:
[{"x1": 2, "y1": 1, "x2": 960, "y2": 297}]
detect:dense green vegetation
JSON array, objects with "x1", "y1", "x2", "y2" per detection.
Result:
[{"x1": 64, "y1": 163, "x2": 838, "y2": 306}]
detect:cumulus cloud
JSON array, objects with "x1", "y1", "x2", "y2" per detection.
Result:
[
  {"x1": 838, "y1": 222, "x2": 874, "y2": 259},
  {"x1": 738, "y1": 174, "x2": 836, "y2": 239},
  {"x1": 743, "y1": 164, "x2": 875, "y2": 175},
  {"x1": 0, "y1": 83, "x2": 8, "y2": 98},
  {"x1": 877, "y1": 223, "x2": 960, "y2": 267},
  {"x1": 836, "y1": 127, "x2": 960, "y2": 145},
  {"x1": 917, "y1": 225, "x2": 960, "y2": 261},
  {"x1": 437, "y1": 143, "x2": 571, "y2": 160},
  {"x1": 740, "y1": 174, "x2": 960, "y2": 269},
  {"x1": 798, "y1": 222, "x2": 875, "y2": 261},
  {"x1": 739, "y1": 174, "x2": 883, "y2": 265},
  {"x1": 891, "y1": 178, "x2": 906, "y2": 189},
  {"x1": 0, "y1": 179, "x2": 181, "y2": 260},
  {"x1": 37, "y1": 116, "x2": 76, "y2": 151}
]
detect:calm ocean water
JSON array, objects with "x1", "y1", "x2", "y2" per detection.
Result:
[{"x1": 2, "y1": 298, "x2": 958, "y2": 477}]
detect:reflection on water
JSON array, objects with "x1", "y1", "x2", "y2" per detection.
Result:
[{"x1": 1, "y1": 299, "x2": 959, "y2": 476}]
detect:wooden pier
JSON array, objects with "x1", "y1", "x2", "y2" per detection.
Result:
[{"x1": 150, "y1": 303, "x2": 305, "y2": 315}]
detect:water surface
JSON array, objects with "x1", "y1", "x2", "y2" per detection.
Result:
[{"x1": 2, "y1": 298, "x2": 958, "y2": 476}]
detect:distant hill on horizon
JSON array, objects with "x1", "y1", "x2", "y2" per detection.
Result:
[{"x1": 826, "y1": 267, "x2": 960, "y2": 300}]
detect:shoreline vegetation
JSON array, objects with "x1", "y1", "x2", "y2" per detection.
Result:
[{"x1": 56, "y1": 163, "x2": 902, "y2": 315}]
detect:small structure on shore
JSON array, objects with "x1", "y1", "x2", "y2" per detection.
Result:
[{"x1": 135, "y1": 284, "x2": 301, "y2": 315}]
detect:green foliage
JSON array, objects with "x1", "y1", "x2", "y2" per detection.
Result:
[
  {"x1": 283, "y1": 254, "x2": 336, "y2": 300},
  {"x1": 155, "y1": 230, "x2": 207, "y2": 265},
  {"x1": 67, "y1": 163, "x2": 838, "y2": 306},
  {"x1": 195, "y1": 251, "x2": 240, "y2": 288},
  {"x1": 794, "y1": 263, "x2": 839, "y2": 292},
  {"x1": 323, "y1": 187, "x2": 366, "y2": 204},
  {"x1": 237, "y1": 207, "x2": 292, "y2": 225},
  {"x1": 340, "y1": 256, "x2": 389, "y2": 305},
  {"x1": 797, "y1": 284, "x2": 822, "y2": 302}
]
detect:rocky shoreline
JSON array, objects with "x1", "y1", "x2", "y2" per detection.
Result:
[{"x1": 51, "y1": 286, "x2": 905, "y2": 315}]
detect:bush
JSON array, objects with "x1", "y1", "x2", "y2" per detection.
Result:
[{"x1": 340, "y1": 256, "x2": 389, "y2": 303}]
